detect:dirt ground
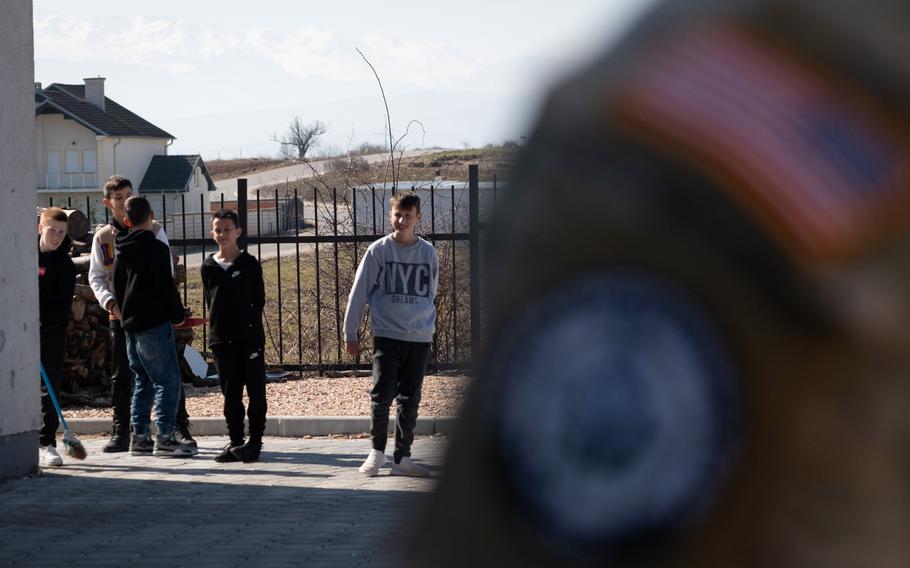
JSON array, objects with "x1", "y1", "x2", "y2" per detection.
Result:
[{"x1": 65, "y1": 374, "x2": 470, "y2": 418}]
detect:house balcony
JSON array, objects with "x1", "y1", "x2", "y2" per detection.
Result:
[{"x1": 37, "y1": 172, "x2": 99, "y2": 192}]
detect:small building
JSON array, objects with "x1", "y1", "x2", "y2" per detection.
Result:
[
  {"x1": 211, "y1": 197, "x2": 305, "y2": 238},
  {"x1": 139, "y1": 155, "x2": 217, "y2": 239}
]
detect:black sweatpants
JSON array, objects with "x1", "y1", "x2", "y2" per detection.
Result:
[
  {"x1": 370, "y1": 336, "x2": 430, "y2": 461},
  {"x1": 110, "y1": 319, "x2": 190, "y2": 431},
  {"x1": 40, "y1": 328, "x2": 66, "y2": 447},
  {"x1": 212, "y1": 343, "x2": 267, "y2": 445}
]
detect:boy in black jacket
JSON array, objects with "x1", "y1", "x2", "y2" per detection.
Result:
[
  {"x1": 38, "y1": 207, "x2": 75, "y2": 467},
  {"x1": 201, "y1": 209, "x2": 267, "y2": 463},
  {"x1": 113, "y1": 196, "x2": 194, "y2": 458}
]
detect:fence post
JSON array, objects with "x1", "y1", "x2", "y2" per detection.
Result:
[
  {"x1": 469, "y1": 164, "x2": 481, "y2": 364},
  {"x1": 237, "y1": 178, "x2": 248, "y2": 250}
]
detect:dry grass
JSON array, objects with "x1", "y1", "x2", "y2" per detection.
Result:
[{"x1": 206, "y1": 157, "x2": 288, "y2": 180}]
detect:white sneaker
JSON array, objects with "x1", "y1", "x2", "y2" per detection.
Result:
[
  {"x1": 40, "y1": 445, "x2": 63, "y2": 467},
  {"x1": 391, "y1": 456, "x2": 430, "y2": 477},
  {"x1": 358, "y1": 449, "x2": 387, "y2": 476}
]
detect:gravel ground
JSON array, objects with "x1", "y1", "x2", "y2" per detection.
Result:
[{"x1": 65, "y1": 374, "x2": 470, "y2": 418}]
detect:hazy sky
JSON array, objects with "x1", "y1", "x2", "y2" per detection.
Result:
[{"x1": 34, "y1": 1, "x2": 653, "y2": 160}]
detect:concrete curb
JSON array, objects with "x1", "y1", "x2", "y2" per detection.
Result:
[{"x1": 63, "y1": 416, "x2": 458, "y2": 437}]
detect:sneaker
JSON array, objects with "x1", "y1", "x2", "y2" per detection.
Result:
[
  {"x1": 130, "y1": 432, "x2": 154, "y2": 456},
  {"x1": 40, "y1": 445, "x2": 63, "y2": 467},
  {"x1": 214, "y1": 442, "x2": 243, "y2": 463},
  {"x1": 391, "y1": 456, "x2": 430, "y2": 477},
  {"x1": 230, "y1": 440, "x2": 262, "y2": 463},
  {"x1": 174, "y1": 422, "x2": 198, "y2": 455},
  {"x1": 103, "y1": 428, "x2": 130, "y2": 453},
  {"x1": 358, "y1": 449, "x2": 387, "y2": 477},
  {"x1": 153, "y1": 433, "x2": 195, "y2": 458}
]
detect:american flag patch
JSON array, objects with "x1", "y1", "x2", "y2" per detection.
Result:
[
  {"x1": 614, "y1": 23, "x2": 910, "y2": 264},
  {"x1": 101, "y1": 242, "x2": 114, "y2": 266}
]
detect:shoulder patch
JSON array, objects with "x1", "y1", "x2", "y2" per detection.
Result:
[
  {"x1": 486, "y1": 273, "x2": 737, "y2": 543},
  {"x1": 101, "y1": 243, "x2": 115, "y2": 266},
  {"x1": 613, "y1": 23, "x2": 910, "y2": 265}
]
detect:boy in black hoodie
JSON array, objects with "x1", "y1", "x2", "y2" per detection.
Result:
[
  {"x1": 113, "y1": 196, "x2": 194, "y2": 458},
  {"x1": 38, "y1": 207, "x2": 75, "y2": 467},
  {"x1": 89, "y1": 175, "x2": 196, "y2": 453},
  {"x1": 201, "y1": 209, "x2": 267, "y2": 463}
]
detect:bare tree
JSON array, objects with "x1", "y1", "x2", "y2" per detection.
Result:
[
  {"x1": 355, "y1": 47, "x2": 427, "y2": 188},
  {"x1": 272, "y1": 117, "x2": 327, "y2": 160}
]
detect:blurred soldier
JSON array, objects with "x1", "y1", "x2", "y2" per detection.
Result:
[{"x1": 413, "y1": 0, "x2": 910, "y2": 565}]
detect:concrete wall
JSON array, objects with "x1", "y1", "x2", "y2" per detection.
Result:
[
  {"x1": 98, "y1": 136, "x2": 167, "y2": 190},
  {"x1": 351, "y1": 184, "x2": 499, "y2": 236},
  {"x1": 0, "y1": 0, "x2": 39, "y2": 478}
]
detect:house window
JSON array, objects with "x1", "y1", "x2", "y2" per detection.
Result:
[
  {"x1": 194, "y1": 167, "x2": 200, "y2": 187},
  {"x1": 65, "y1": 150, "x2": 79, "y2": 173},
  {"x1": 83, "y1": 150, "x2": 97, "y2": 173},
  {"x1": 46, "y1": 151, "x2": 61, "y2": 189}
]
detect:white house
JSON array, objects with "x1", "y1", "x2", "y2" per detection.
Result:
[{"x1": 34, "y1": 77, "x2": 214, "y2": 226}]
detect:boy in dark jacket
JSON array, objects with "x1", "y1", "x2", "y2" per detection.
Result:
[
  {"x1": 201, "y1": 209, "x2": 267, "y2": 463},
  {"x1": 38, "y1": 207, "x2": 75, "y2": 467},
  {"x1": 90, "y1": 175, "x2": 196, "y2": 453},
  {"x1": 113, "y1": 196, "x2": 193, "y2": 458}
]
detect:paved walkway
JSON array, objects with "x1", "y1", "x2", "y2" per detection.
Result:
[{"x1": 0, "y1": 436, "x2": 446, "y2": 567}]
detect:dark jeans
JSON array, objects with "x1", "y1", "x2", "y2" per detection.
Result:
[
  {"x1": 370, "y1": 336, "x2": 430, "y2": 461},
  {"x1": 212, "y1": 343, "x2": 267, "y2": 445},
  {"x1": 111, "y1": 319, "x2": 189, "y2": 431},
  {"x1": 39, "y1": 328, "x2": 66, "y2": 447},
  {"x1": 126, "y1": 321, "x2": 182, "y2": 436}
]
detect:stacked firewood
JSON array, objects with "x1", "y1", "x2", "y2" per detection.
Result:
[{"x1": 62, "y1": 251, "x2": 194, "y2": 406}]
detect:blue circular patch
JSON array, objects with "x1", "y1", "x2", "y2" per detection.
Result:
[{"x1": 489, "y1": 273, "x2": 738, "y2": 544}]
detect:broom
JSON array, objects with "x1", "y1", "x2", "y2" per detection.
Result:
[{"x1": 40, "y1": 363, "x2": 87, "y2": 460}]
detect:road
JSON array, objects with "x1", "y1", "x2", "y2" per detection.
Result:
[{"x1": 212, "y1": 150, "x2": 431, "y2": 201}]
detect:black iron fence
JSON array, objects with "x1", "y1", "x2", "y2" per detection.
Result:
[{"x1": 165, "y1": 164, "x2": 494, "y2": 373}]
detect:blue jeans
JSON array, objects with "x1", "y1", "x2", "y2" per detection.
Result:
[{"x1": 126, "y1": 321, "x2": 181, "y2": 436}]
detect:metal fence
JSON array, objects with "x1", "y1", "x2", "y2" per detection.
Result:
[{"x1": 165, "y1": 164, "x2": 494, "y2": 373}]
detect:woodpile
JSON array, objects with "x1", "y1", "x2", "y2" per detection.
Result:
[{"x1": 61, "y1": 247, "x2": 197, "y2": 406}]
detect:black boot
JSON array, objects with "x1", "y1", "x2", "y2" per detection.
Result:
[
  {"x1": 174, "y1": 421, "x2": 198, "y2": 455},
  {"x1": 230, "y1": 439, "x2": 262, "y2": 463},
  {"x1": 103, "y1": 424, "x2": 130, "y2": 453},
  {"x1": 214, "y1": 440, "x2": 244, "y2": 463}
]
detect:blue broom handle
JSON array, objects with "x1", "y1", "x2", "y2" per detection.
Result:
[{"x1": 39, "y1": 363, "x2": 69, "y2": 431}]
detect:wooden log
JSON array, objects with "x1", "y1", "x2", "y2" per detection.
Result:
[
  {"x1": 90, "y1": 342, "x2": 107, "y2": 367},
  {"x1": 72, "y1": 254, "x2": 92, "y2": 274},
  {"x1": 74, "y1": 283, "x2": 98, "y2": 303},
  {"x1": 87, "y1": 304, "x2": 108, "y2": 319},
  {"x1": 71, "y1": 295, "x2": 86, "y2": 321}
]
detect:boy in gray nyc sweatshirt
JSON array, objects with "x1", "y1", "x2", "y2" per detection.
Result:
[{"x1": 344, "y1": 191, "x2": 439, "y2": 477}]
